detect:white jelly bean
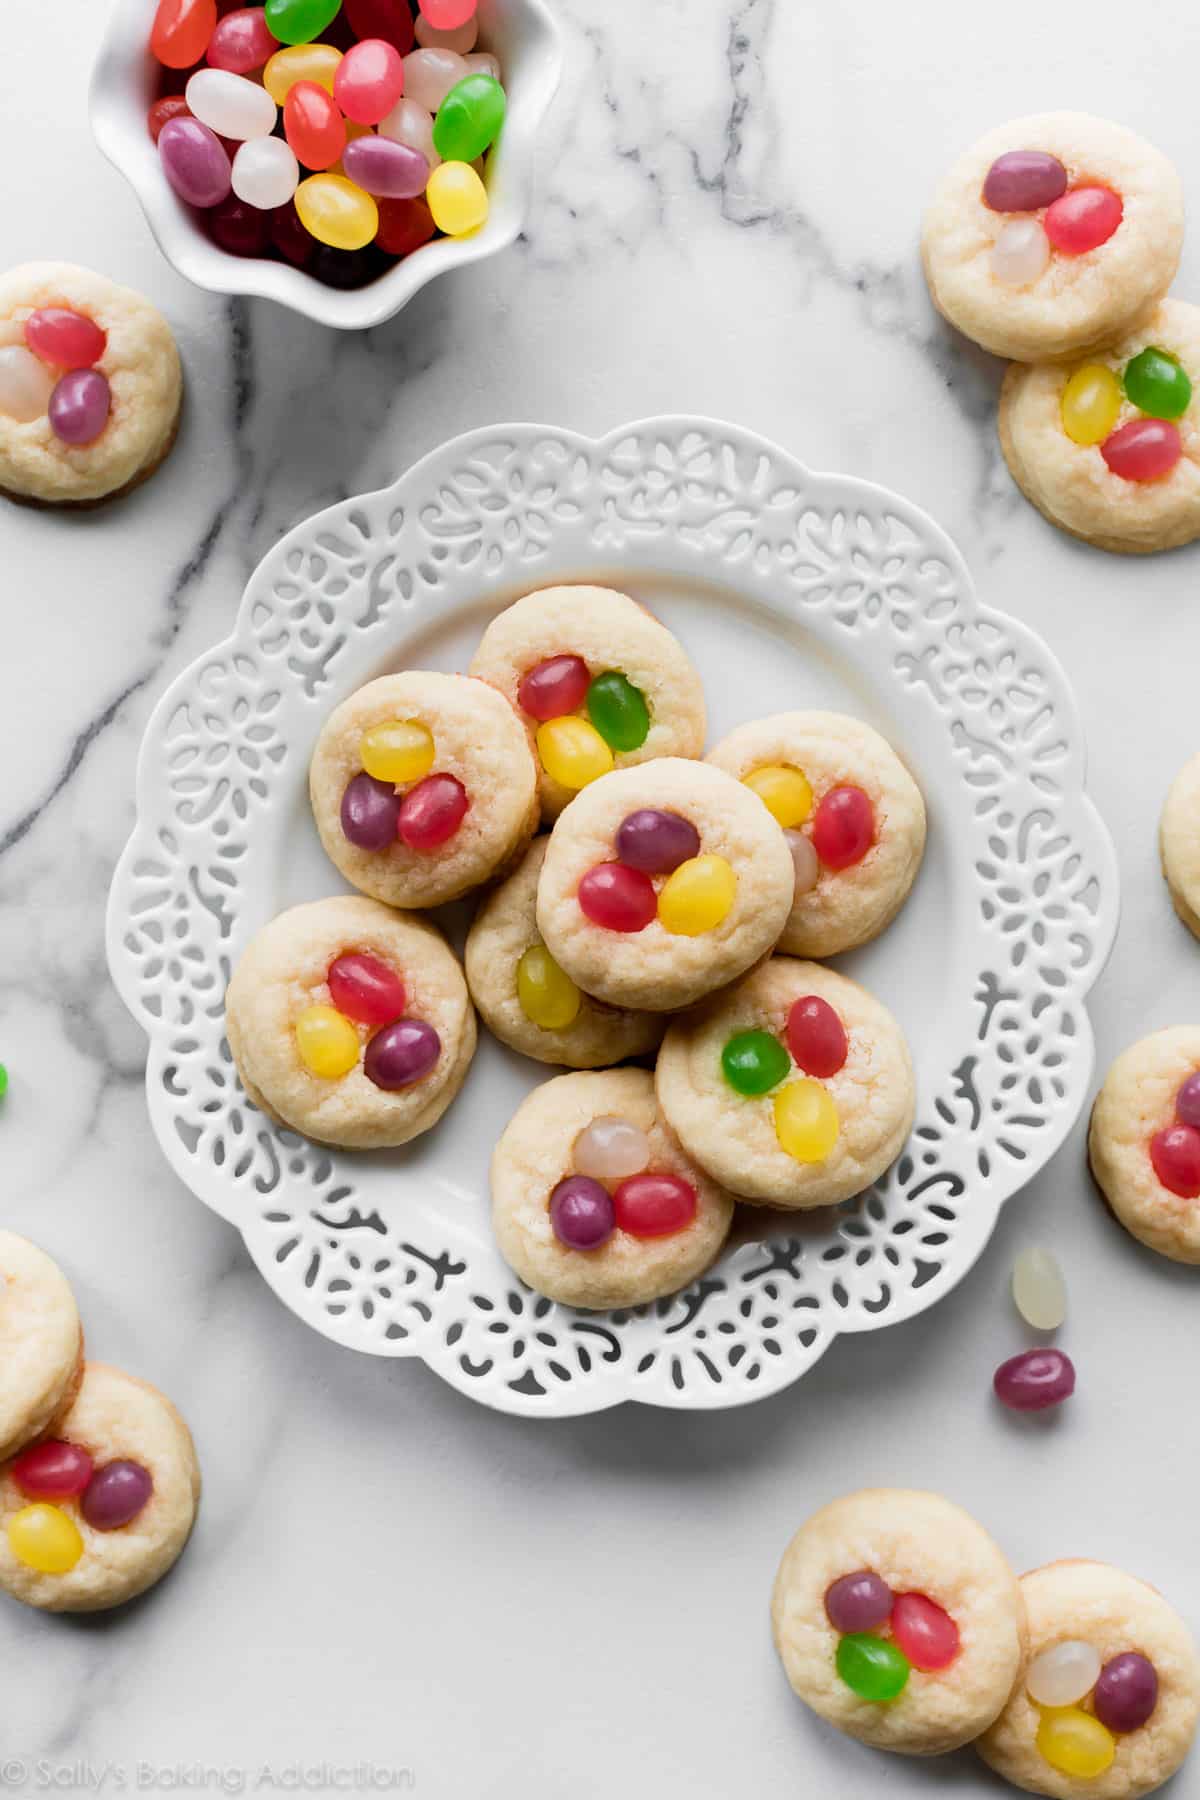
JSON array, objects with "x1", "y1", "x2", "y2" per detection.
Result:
[
  {"x1": 232, "y1": 136, "x2": 300, "y2": 210},
  {"x1": 461, "y1": 52, "x2": 501, "y2": 80},
  {"x1": 785, "y1": 829, "x2": 820, "y2": 896},
  {"x1": 0, "y1": 345, "x2": 55, "y2": 423},
  {"x1": 402, "y1": 47, "x2": 468, "y2": 112},
  {"x1": 414, "y1": 12, "x2": 479, "y2": 53},
  {"x1": 1013, "y1": 1245, "x2": 1067, "y2": 1331},
  {"x1": 186, "y1": 68, "x2": 278, "y2": 143},
  {"x1": 574, "y1": 1116, "x2": 651, "y2": 1182},
  {"x1": 1027, "y1": 1640, "x2": 1102, "y2": 1709},
  {"x1": 991, "y1": 218, "x2": 1050, "y2": 288},
  {"x1": 379, "y1": 96, "x2": 440, "y2": 169}
]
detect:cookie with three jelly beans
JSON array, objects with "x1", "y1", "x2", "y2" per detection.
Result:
[
  {"x1": 1088, "y1": 1026, "x2": 1200, "y2": 1264},
  {"x1": 1001, "y1": 301, "x2": 1200, "y2": 553},
  {"x1": 490, "y1": 1067, "x2": 735, "y2": 1309},
  {"x1": 225, "y1": 896, "x2": 476, "y2": 1149},
  {"x1": 706, "y1": 710, "x2": 926, "y2": 958},
  {"x1": 922, "y1": 113, "x2": 1183, "y2": 363},
  {"x1": 468, "y1": 585, "x2": 706, "y2": 822},
  {"x1": 0, "y1": 1233, "x2": 84, "y2": 1464},
  {"x1": 977, "y1": 1561, "x2": 1200, "y2": 1798}
]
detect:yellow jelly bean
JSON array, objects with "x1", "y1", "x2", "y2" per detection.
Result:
[
  {"x1": 295, "y1": 174, "x2": 379, "y2": 252},
  {"x1": 360, "y1": 719, "x2": 435, "y2": 786},
  {"x1": 295, "y1": 1005, "x2": 360, "y2": 1079},
  {"x1": 517, "y1": 944, "x2": 581, "y2": 1031},
  {"x1": 1036, "y1": 1708, "x2": 1116, "y2": 1780},
  {"x1": 743, "y1": 764, "x2": 813, "y2": 829},
  {"x1": 657, "y1": 854, "x2": 737, "y2": 937},
  {"x1": 263, "y1": 43, "x2": 342, "y2": 103},
  {"x1": 7, "y1": 1503, "x2": 84, "y2": 1575},
  {"x1": 426, "y1": 161, "x2": 489, "y2": 237},
  {"x1": 774, "y1": 1079, "x2": 839, "y2": 1162},
  {"x1": 536, "y1": 716, "x2": 614, "y2": 790},
  {"x1": 1060, "y1": 364, "x2": 1122, "y2": 446}
]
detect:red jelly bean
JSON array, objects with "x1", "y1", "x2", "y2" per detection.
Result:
[
  {"x1": 334, "y1": 37, "x2": 406, "y2": 125},
  {"x1": 269, "y1": 200, "x2": 317, "y2": 267},
  {"x1": 209, "y1": 195, "x2": 270, "y2": 257},
  {"x1": 151, "y1": 0, "x2": 218, "y2": 67},
  {"x1": 10, "y1": 1440, "x2": 94, "y2": 1501},
  {"x1": 811, "y1": 786, "x2": 874, "y2": 870},
  {"x1": 148, "y1": 95, "x2": 192, "y2": 143},
  {"x1": 398, "y1": 773, "x2": 468, "y2": 850},
  {"x1": 577, "y1": 863, "x2": 657, "y2": 932},
  {"x1": 25, "y1": 309, "x2": 107, "y2": 372},
  {"x1": 1101, "y1": 419, "x2": 1182, "y2": 483},
  {"x1": 345, "y1": 0, "x2": 416, "y2": 52},
  {"x1": 284, "y1": 81, "x2": 347, "y2": 172},
  {"x1": 375, "y1": 195, "x2": 436, "y2": 257},
  {"x1": 786, "y1": 995, "x2": 848, "y2": 1078},
  {"x1": 613, "y1": 1172, "x2": 697, "y2": 1238},
  {"x1": 891, "y1": 1593, "x2": 960, "y2": 1671},
  {"x1": 206, "y1": 6, "x2": 278, "y2": 72},
  {"x1": 1044, "y1": 186, "x2": 1123, "y2": 256},
  {"x1": 328, "y1": 952, "x2": 406, "y2": 1025},
  {"x1": 518, "y1": 654, "x2": 590, "y2": 723},
  {"x1": 1150, "y1": 1123, "x2": 1200, "y2": 1197}
]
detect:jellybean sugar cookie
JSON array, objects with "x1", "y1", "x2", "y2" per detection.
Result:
[
  {"x1": 0, "y1": 1233, "x2": 83, "y2": 1464},
  {"x1": 706, "y1": 711, "x2": 925, "y2": 958},
  {"x1": 977, "y1": 1561, "x2": 1200, "y2": 1798},
  {"x1": 1160, "y1": 751, "x2": 1200, "y2": 930},
  {"x1": 771, "y1": 1488, "x2": 1025, "y2": 1756},
  {"x1": 1088, "y1": 1027, "x2": 1200, "y2": 1264},
  {"x1": 922, "y1": 114, "x2": 1183, "y2": 363}
]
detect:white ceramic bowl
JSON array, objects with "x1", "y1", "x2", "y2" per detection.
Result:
[{"x1": 90, "y1": 0, "x2": 563, "y2": 330}]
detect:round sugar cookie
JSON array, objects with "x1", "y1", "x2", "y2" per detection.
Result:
[
  {"x1": 706, "y1": 711, "x2": 925, "y2": 957},
  {"x1": 771, "y1": 1487, "x2": 1026, "y2": 1756},
  {"x1": 1160, "y1": 750, "x2": 1200, "y2": 930},
  {"x1": 309, "y1": 670, "x2": 538, "y2": 909},
  {"x1": 977, "y1": 1561, "x2": 1200, "y2": 1799},
  {"x1": 0, "y1": 262, "x2": 182, "y2": 506},
  {"x1": 490, "y1": 1068, "x2": 734, "y2": 1309},
  {"x1": 226, "y1": 896, "x2": 476, "y2": 1150},
  {"x1": 0, "y1": 1363, "x2": 200, "y2": 1613},
  {"x1": 922, "y1": 114, "x2": 1182, "y2": 363},
  {"x1": 0, "y1": 1233, "x2": 84, "y2": 1464},
  {"x1": 1088, "y1": 1027, "x2": 1200, "y2": 1264},
  {"x1": 468, "y1": 585, "x2": 706, "y2": 821},
  {"x1": 656, "y1": 957, "x2": 914, "y2": 1209},
  {"x1": 464, "y1": 838, "x2": 665, "y2": 1068}
]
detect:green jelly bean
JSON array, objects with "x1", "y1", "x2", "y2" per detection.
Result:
[
  {"x1": 0, "y1": 1064, "x2": 7, "y2": 1101},
  {"x1": 432, "y1": 75, "x2": 507, "y2": 165},
  {"x1": 587, "y1": 671, "x2": 650, "y2": 753},
  {"x1": 721, "y1": 1030, "x2": 790, "y2": 1096},
  {"x1": 1123, "y1": 347, "x2": 1192, "y2": 421},
  {"x1": 263, "y1": 0, "x2": 342, "y2": 46},
  {"x1": 836, "y1": 1634, "x2": 910, "y2": 1703}
]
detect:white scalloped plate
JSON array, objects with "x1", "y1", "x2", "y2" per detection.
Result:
[{"x1": 106, "y1": 418, "x2": 1118, "y2": 1416}]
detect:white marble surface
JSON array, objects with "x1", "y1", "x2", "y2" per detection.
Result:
[{"x1": 3, "y1": 2, "x2": 1200, "y2": 1795}]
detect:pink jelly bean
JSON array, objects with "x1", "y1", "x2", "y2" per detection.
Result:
[
  {"x1": 341, "y1": 134, "x2": 428, "y2": 197},
  {"x1": 158, "y1": 114, "x2": 233, "y2": 208},
  {"x1": 25, "y1": 308, "x2": 107, "y2": 371},
  {"x1": 334, "y1": 38, "x2": 406, "y2": 125},
  {"x1": 206, "y1": 6, "x2": 278, "y2": 72},
  {"x1": 419, "y1": 0, "x2": 476, "y2": 28},
  {"x1": 1044, "y1": 186, "x2": 1123, "y2": 255},
  {"x1": 48, "y1": 370, "x2": 111, "y2": 445}
]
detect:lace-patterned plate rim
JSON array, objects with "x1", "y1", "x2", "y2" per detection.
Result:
[{"x1": 105, "y1": 416, "x2": 1120, "y2": 1417}]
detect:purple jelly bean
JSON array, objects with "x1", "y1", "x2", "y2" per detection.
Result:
[
  {"x1": 824, "y1": 1571, "x2": 894, "y2": 1634},
  {"x1": 342, "y1": 136, "x2": 429, "y2": 199},
  {"x1": 549, "y1": 1175, "x2": 615, "y2": 1251},
  {"x1": 982, "y1": 151, "x2": 1068, "y2": 214},
  {"x1": 1094, "y1": 1652, "x2": 1159, "y2": 1734},
  {"x1": 158, "y1": 115, "x2": 233, "y2": 209},
  {"x1": 1176, "y1": 1072, "x2": 1200, "y2": 1127},
  {"x1": 993, "y1": 1347, "x2": 1076, "y2": 1411},
  {"x1": 81, "y1": 1460, "x2": 154, "y2": 1530},
  {"x1": 614, "y1": 809, "x2": 701, "y2": 875},
  {"x1": 363, "y1": 1018, "x2": 440, "y2": 1089},
  {"x1": 48, "y1": 370, "x2": 111, "y2": 445},
  {"x1": 341, "y1": 773, "x2": 400, "y2": 850}
]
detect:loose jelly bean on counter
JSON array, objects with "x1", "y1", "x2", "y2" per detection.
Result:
[
  {"x1": 1026, "y1": 1639, "x2": 1102, "y2": 1709},
  {"x1": 811, "y1": 785, "x2": 874, "y2": 871},
  {"x1": 578, "y1": 863, "x2": 657, "y2": 933},
  {"x1": 207, "y1": 6, "x2": 280, "y2": 73},
  {"x1": 1177, "y1": 1072, "x2": 1200, "y2": 1126},
  {"x1": 415, "y1": 12, "x2": 478, "y2": 53},
  {"x1": 774, "y1": 1080, "x2": 839, "y2": 1163},
  {"x1": 1093, "y1": 1652, "x2": 1159, "y2": 1734},
  {"x1": 991, "y1": 219, "x2": 1051, "y2": 288},
  {"x1": 327, "y1": 952, "x2": 406, "y2": 1025},
  {"x1": 786, "y1": 829, "x2": 820, "y2": 895},
  {"x1": 1012, "y1": 1245, "x2": 1067, "y2": 1330},
  {"x1": 379, "y1": 96, "x2": 441, "y2": 170},
  {"x1": 432, "y1": 74, "x2": 506, "y2": 164},
  {"x1": 345, "y1": 0, "x2": 416, "y2": 53},
  {"x1": 1102, "y1": 418, "x2": 1183, "y2": 482},
  {"x1": 295, "y1": 1004, "x2": 360, "y2": 1078},
  {"x1": 615, "y1": 809, "x2": 700, "y2": 875},
  {"x1": 537, "y1": 716, "x2": 613, "y2": 790},
  {"x1": 658, "y1": 854, "x2": 736, "y2": 937},
  {"x1": 335, "y1": 37, "x2": 406, "y2": 123},
  {"x1": 1150, "y1": 1121, "x2": 1200, "y2": 1194},
  {"x1": 286, "y1": 84, "x2": 349, "y2": 172},
  {"x1": 1044, "y1": 186, "x2": 1123, "y2": 256},
  {"x1": 612, "y1": 1172, "x2": 697, "y2": 1238},
  {"x1": 341, "y1": 771, "x2": 400, "y2": 848},
  {"x1": 148, "y1": 95, "x2": 192, "y2": 143},
  {"x1": 360, "y1": 718, "x2": 435, "y2": 784},
  {"x1": 343, "y1": 135, "x2": 429, "y2": 199},
  {"x1": 0, "y1": 347, "x2": 56, "y2": 423},
  {"x1": 1124, "y1": 347, "x2": 1193, "y2": 421},
  {"x1": 151, "y1": 0, "x2": 218, "y2": 68},
  {"x1": 420, "y1": 0, "x2": 478, "y2": 29},
  {"x1": 210, "y1": 195, "x2": 271, "y2": 257},
  {"x1": 82, "y1": 1461, "x2": 154, "y2": 1531},
  {"x1": 264, "y1": 41, "x2": 343, "y2": 100},
  {"x1": 263, "y1": 0, "x2": 342, "y2": 46},
  {"x1": 186, "y1": 67, "x2": 278, "y2": 140},
  {"x1": 375, "y1": 195, "x2": 436, "y2": 256},
  {"x1": 25, "y1": 308, "x2": 107, "y2": 371},
  {"x1": 836, "y1": 1634, "x2": 910, "y2": 1703},
  {"x1": 48, "y1": 371, "x2": 111, "y2": 447},
  {"x1": 159, "y1": 116, "x2": 233, "y2": 208},
  {"x1": 517, "y1": 943, "x2": 581, "y2": 1031},
  {"x1": 574, "y1": 1116, "x2": 651, "y2": 1182},
  {"x1": 403, "y1": 47, "x2": 469, "y2": 111},
  {"x1": 549, "y1": 1175, "x2": 614, "y2": 1251},
  {"x1": 993, "y1": 1346, "x2": 1076, "y2": 1411},
  {"x1": 6, "y1": 1504, "x2": 84, "y2": 1575},
  {"x1": 743, "y1": 764, "x2": 813, "y2": 829},
  {"x1": 983, "y1": 151, "x2": 1068, "y2": 213},
  {"x1": 518, "y1": 654, "x2": 590, "y2": 722},
  {"x1": 398, "y1": 773, "x2": 468, "y2": 849},
  {"x1": 825, "y1": 1571, "x2": 894, "y2": 1635},
  {"x1": 587, "y1": 670, "x2": 651, "y2": 753},
  {"x1": 891, "y1": 1594, "x2": 960, "y2": 1671},
  {"x1": 363, "y1": 1017, "x2": 441, "y2": 1088},
  {"x1": 1061, "y1": 364, "x2": 1122, "y2": 446},
  {"x1": 721, "y1": 1030, "x2": 790, "y2": 1097},
  {"x1": 233, "y1": 137, "x2": 301, "y2": 210},
  {"x1": 1037, "y1": 1709, "x2": 1115, "y2": 1780},
  {"x1": 787, "y1": 996, "x2": 847, "y2": 1079},
  {"x1": 11, "y1": 1440, "x2": 94, "y2": 1501}
]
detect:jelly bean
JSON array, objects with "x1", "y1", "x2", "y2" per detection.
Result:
[
  {"x1": 1124, "y1": 346, "x2": 1192, "y2": 421},
  {"x1": 786, "y1": 829, "x2": 820, "y2": 895},
  {"x1": 721, "y1": 1030, "x2": 790, "y2": 1097},
  {"x1": 615, "y1": 809, "x2": 700, "y2": 875},
  {"x1": 82, "y1": 1461, "x2": 154, "y2": 1530},
  {"x1": 574, "y1": 1116, "x2": 651, "y2": 1182},
  {"x1": 151, "y1": 0, "x2": 218, "y2": 68},
  {"x1": 285, "y1": 84, "x2": 348, "y2": 171},
  {"x1": 462, "y1": 52, "x2": 500, "y2": 80},
  {"x1": 342, "y1": 135, "x2": 428, "y2": 198},
  {"x1": 787, "y1": 996, "x2": 848, "y2": 1079},
  {"x1": 993, "y1": 1347, "x2": 1075, "y2": 1411},
  {"x1": 208, "y1": 6, "x2": 278, "y2": 72},
  {"x1": 613, "y1": 1172, "x2": 697, "y2": 1238},
  {"x1": 360, "y1": 718, "x2": 435, "y2": 784},
  {"x1": 743, "y1": 764, "x2": 813, "y2": 829},
  {"x1": 982, "y1": 151, "x2": 1068, "y2": 213},
  {"x1": 264, "y1": 0, "x2": 342, "y2": 46},
  {"x1": 1149, "y1": 1121, "x2": 1200, "y2": 1194},
  {"x1": 363, "y1": 1017, "x2": 440, "y2": 1088},
  {"x1": 1178, "y1": 1072, "x2": 1200, "y2": 1126},
  {"x1": 403, "y1": 47, "x2": 468, "y2": 111},
  {"x1": 11, "y1": 1440, "x2": 94, "y2": 1501},
  {"x1": 398, "y1": 773, "x2": 468, "y2": 849},
  {"x1": 578, "y1": 863, "x2": 657, "y2": 933},
  {"x1": 426, "y1": 161, "x2": 488, "y2": 235},
  {"x1": 420, "y1": 0, "x2": 477, "y2": 28},
  {"x1": 415, "y1": 12, "x2": 478, "y2": 53},
  {"x1": 187, "y1": 68, "x2": 278, "y2": 140},
  {"x1": 1037, "y1": 1709, "x2": 1115, "y2": 1780},
  {"x1": 48, "y1": 371, "x2": 111, "y2": 446},
  {"x1": 518, "y1": 654, "x2": 590, "y2": 722},
  {"x1": 1027, "y1": 1640, "x2": 1102, "y2": 1709},
  {"x1": 270, "y1": 198, "x2": 318, "y2": 265},
  {"x1": 658, "y1": 854, "x2": 736, "y2": 937},
  {"x1": 209, "y1": 195, "x2": 271, "y2": 255},
  {"x1": 891, "y1": 1594, "x2": 959, "y2": 1671},
  {"x1": 432, "y1": 74, "x2": 506, "y2": 164},
  {"x1": 311, "y1": 244, "x2": 381, "y2": 288},
  {"x1": 811, "y1": 785, "x2": 874, "y2": 870},
  {"x1": 295, "y1": 1004, "x2": 360, "y2": 1078},
  {"x1": 233, "y1": 136, "x2": 300, "y2": 209},
  {"x1": 1044, "y1": 186, "x2": 1123, "y2": 256},
  {"x1": 836, "y1": 1635, "x2": 909, "y2": 1703},
  {"x1": 25, "y1": 309, "x2": 107, "y2": 372},
  {"x1": 340, "y1": 771, "x2": 400, "y2": 848},
  {"x1": 0, "y1": 346, "x2": 56, "y2": 422},
  {"x1": 327, "y1": 951, "x2": 405, "y2": 1026},
  {"x1": 335, "y1": 38, "x2": 405, "y2": 123},
  {"x1": 824, "y1": 1571, "x2": 893, "y2": 1635},
  {"x1": 264, "y1": 41, "x2": 342, "y2": 100},
  {"x1": 159, "y1": 115, "x2": 233, "y2": 208},
  {"x1": 345, "y1": 0, "x2": 415, "y2": 53},
  {"x1": 549, "y1": 1175, "x2": 614, "y2": 1251},
  {"x1": 296, "y1": 172, "x2": 378, "y2": 248},
  {"x1": 1102, "y1": 418, "x2": 1182, "y2": 482},
  {"x1": 774, "y1": 1080, "x2": 839, "y2": 1162},
  {"x1": 6, "y1": 1503, "x2": 84, "y2": 1574},
  {"x1": 536, "y1": 716, "x2": 613, "y2": 790},
  {"x1": 379, "y1": 96, "x2": 440, "y2": 170},
  {"x1": 375, "y1": 195, "x2": 436, "y2": 256},
  {"x1": 1094, "y1": 1652, "x2": 1159, "y2": 1734},
  {"x1": 587, "y1": 670, "x2": 650, "y2": 753},
  {"x1": 1012, "y1": 1246, "x2": 1067, "y2": 1331},
  {"x1": 1060, "y1": 363, "x2": 1121, "y2": 446},
  {"x1": 148, "y1": 95, "x2": 192, "y2": 143},
  {"x1": 0, "y1": 1064, "x2": 7, "y2": 1101},
  {"x1": 517, "y1": 944, "x2": 581, "y2": 1032},
  {"x1": 991, "y1": 218, "x2": 1051, "y2": 287}
]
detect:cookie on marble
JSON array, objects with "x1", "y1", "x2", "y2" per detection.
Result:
[
  {"x1": 468, "y1": 585, "x2": 706, "y2": 821},
  {"x1": 771, "y1": 1487, "x2": 1026, "y2": 1756},
  {"x1": 1161, "y1": 751, "x2": 1200, "y2": 929},
  {"x1": 656, "y1": 957, "x2": 914, "y2": 1209},
  {"x1": 226, "y1": 896, "x2": 476, "y2": 1150},
  {"x1": 536, "y1": 759, "x2": 793, "y2": 1013},
  {"x1": 922, "y1": 114, "x2": 1182, "y2": 363},
  {"x1": 0, "y1": 1362, "x2": 200, "y2": 1613},
  {"x1": 310, "y1": 670, "x2": 539, "y2": 909},
  {"x1": 706, "y1": 711, "x2": 925, "y2": 958},
  {"x1": 0, "y1": 1233, "x2": 84, "y2": 1465},
  {"x1": 490, "y1": 1068, "x2": 734, "y2": 1309},
  {"x1": 0, "y1": 262, "x2": 182, "y2": 506},
  {"x1": 977, "y1": 1560, "x2": 1200, "y2": 1798},
  {"x1": 464, "y1": 837, "x2": 665, "y2": 1068},
  {"x1": 1088, "y1": 1027, "x2": 1200, "y2": 1263},
  {"x1": 1000, "y1": 301, "x2": 1200, "y2": 553}
]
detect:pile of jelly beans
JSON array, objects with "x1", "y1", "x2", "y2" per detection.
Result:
[
  {"x1": 548, "y1": 1116, "x2": 697, "y2": 1251},
  {"x1": 6, "y1": 1439, "x2": 154, "y2": 1574},
  {"x1": 1025, "y1": 1639, "x2": 1158, "y2": 1778},
  {"x1": 1147, "y1": 1070, "x2": 1200, "y2": 1195},
  {"x1": 740, "y1": 763, "x2": 874, "y2": 892},
  {"x1": 722, "y1": 994, "x2": 847, "y2": 1163},
  {"x1": 1060, "y1": 347, "x2": 1191, "y2": 482},
  {"x1": 983, "y1": 150, "x2": 1123, "y2": 288},
  {"x1": 825, "y1": 1569, "x2": 960, "y2": 1702},
  {"x1": 516, "y1": 941, "x2": 582, "y2": 1032},
  {"x1": 578, "y1": 809, "x2": 737, "y2": 938},
  {"x1": 295, "y1": 950, "x2": 441, "y2": 1085},
  {"x1": 518, "y1": 655, "x2": 652, "y2": 793},
  {"x1": 0, "y1": 308, "x2": 111, "y2": 444},
  {"x1": 148, "y1": 0, "x2": 505, "y2": 288},
  {"x1": 341, "y1": 718, "x2": 469, "y2": 853}
]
